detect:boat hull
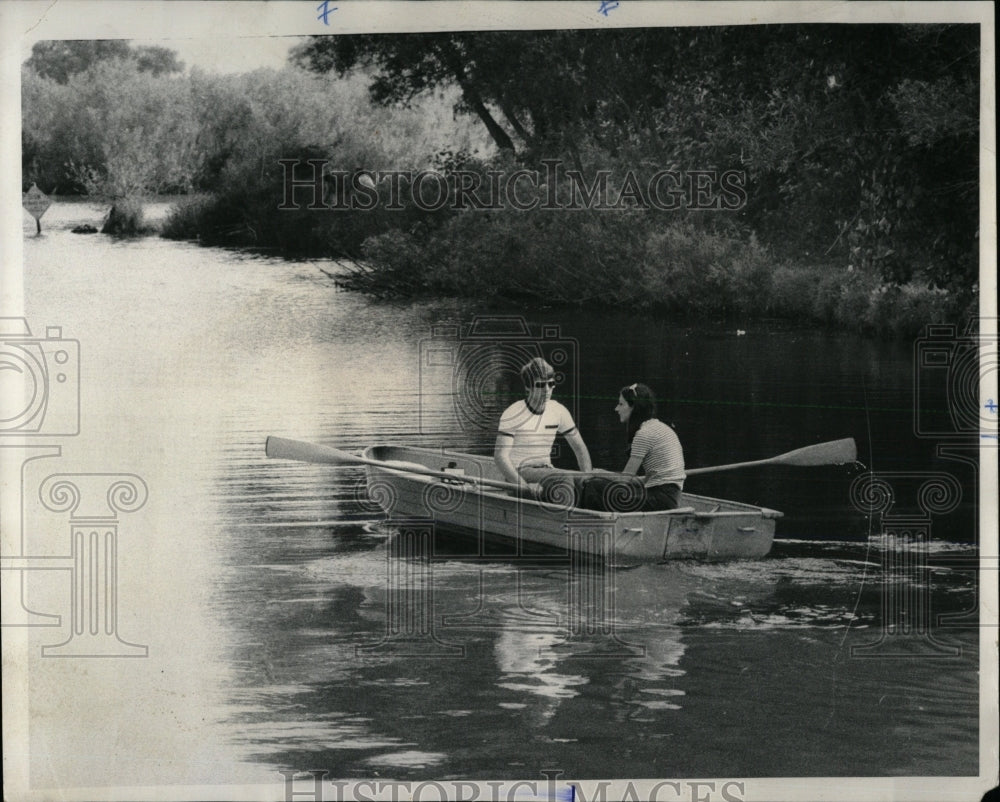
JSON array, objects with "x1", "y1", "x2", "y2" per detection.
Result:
[{"x1": 362, "y1": 445, "x2": 781, "y2": 562}]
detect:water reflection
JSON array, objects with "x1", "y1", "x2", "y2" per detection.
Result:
[{"x1": 215, "y1": 521, "x2": 764, "y2": 776}]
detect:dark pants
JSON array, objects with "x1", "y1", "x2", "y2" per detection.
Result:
[
  {"x1": 578, "y1": 476, "x2": 681, "y2": 512},
  {"x1": 519, "y1": 466, "x2": 588, "y2": 507}
]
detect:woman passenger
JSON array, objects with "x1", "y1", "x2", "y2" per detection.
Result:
[{"x1": 581, "y1": 383, "x2": 686, "y2": 511}]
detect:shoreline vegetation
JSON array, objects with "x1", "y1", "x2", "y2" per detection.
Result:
[{"x1": 22, "y1": 28, "x2": 979, "y2": 338}]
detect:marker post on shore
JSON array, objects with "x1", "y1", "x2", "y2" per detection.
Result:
[{"x1": 23, "y1": 184, "x2": 52, "y2": 234}]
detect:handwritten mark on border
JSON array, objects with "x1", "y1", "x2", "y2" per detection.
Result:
[{"x1": 317, "y1": 0, "x2": 337, "y2": 25}]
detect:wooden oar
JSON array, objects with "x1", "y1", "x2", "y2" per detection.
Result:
[
  {"x1": 265, "y1": 436, "x2": 527, "y2": 494},
  {"x1": 686, "y1": 438, "x2": 857, "y2": 476}
]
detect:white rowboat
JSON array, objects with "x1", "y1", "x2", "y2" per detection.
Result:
[
  {"x1": 360, "y1": 444, "x2": 782, "y2": 562},
  {"x1": 265, "y1": 436, "x2": 856, "y2": 562}
]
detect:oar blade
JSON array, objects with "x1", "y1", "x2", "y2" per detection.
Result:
[
  {"x1": 776, "y1": 438, "x2": 857, "y2": 467},
  {"x1": 265, "y1": 436, "x2": 358, "y2": 465},
  {"x1": 266, "y1": 436, "x2": 527, "y2": 493}
]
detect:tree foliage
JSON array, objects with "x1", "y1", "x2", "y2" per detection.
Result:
[
  {"x1": 23, "y1": 58, "x2": 198, "y2": 197},
  {"x1": 20, "y1": 26, "x2": 979, "y2": 329},
  {"x1": 293, "y1": 25, "x2": 979, "y2": 291},
  {"x1": 25, "y1": 40, "x2": 132, "y2": 83},
  {"x1": 22, "y1": 53, "x2": 485, "y2": 200},
  {"x1": 160, "y1": 67, "x2": 487, "y2": 250},
  {"x1": 24, "y1": 40, "x2": 183, "y2": 83},
  {"x1": 132, "y1": 45, "x2": 185, "y2": 76}
]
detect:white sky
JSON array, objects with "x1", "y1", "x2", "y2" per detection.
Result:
[
  {"x1": 21, "y1": 36, "x2": 306, "y2": 73},
  {"x1": 132, "y1": 35, "x2": 304, "y2": 74},
  {"x1": 19, "y1": 35, "x2": 303, "y2": 75}
]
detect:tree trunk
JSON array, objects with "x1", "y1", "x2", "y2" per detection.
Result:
[
  {"x1": 435, "y1": 40, "x2": 515, "y2": 153},
  {"x1": 498, "y1": 100, "x2": 532, "y2": 145}
]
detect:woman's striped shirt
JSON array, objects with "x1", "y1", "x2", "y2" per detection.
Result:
[{"x1": 630, "y1": 419, "x2": 686, "y2": 488}]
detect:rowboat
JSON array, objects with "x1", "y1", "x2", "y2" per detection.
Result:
[
  {"x1": 266, "y1": 436, "x2": 856, "y2": 562},
  {"x1": 359, "y1": 444, "x2": 782, "y2": 562}
]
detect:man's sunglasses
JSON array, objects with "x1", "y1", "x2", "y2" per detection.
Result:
[{"x1": 533, "y1": 379, "x2": 557, "y2": 388}]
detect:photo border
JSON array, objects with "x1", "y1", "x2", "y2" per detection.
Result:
[{"x1": 1, "y1": 2, "x2": 995, "y2": 801}]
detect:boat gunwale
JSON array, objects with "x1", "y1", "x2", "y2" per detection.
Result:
[{"x1": 362, "y1": 444, "x2": 783, "y2": 521}]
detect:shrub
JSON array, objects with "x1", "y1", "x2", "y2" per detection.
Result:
[
  {"x1": 351, "y1": 205, "x2": 778, "y2": 319},
  {"x1": 877, "y1": 282, "x2": 955, "y2": 338},
  {"x1": 640, "y1": 221, "x2": 773, "y2": 316},
  {"x1": 101, "y1": 197, "x2": 151, "y2": 237},
  {"x1": 834, "y1": 268, "x2": 884, "y2": 333},
  {"x1": 353, "y1": 229, "x2": 437, "y2": 297},
  {"x1": 161, "y1": 195, "x2": 214, "y2": 240},
  {"x1": 768, "y1": 263, "x2": 826, "y2": 320}
]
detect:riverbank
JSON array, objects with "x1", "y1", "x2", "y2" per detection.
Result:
[
  {"x1": 21, "y1": 26, "x2": 979, "y2": 342},
  {"x1": 159, "y1": 189, "x2": 971, "y2": 338},
  {"x1": 25, "y1": 194, "x2": 177, "y2": 236},
  {"x1": 347, "y1": 213, "x2": 973, "y2": 339},
  {"x1": 35, "y1": 193, "x2": 974, "y2": 339}
]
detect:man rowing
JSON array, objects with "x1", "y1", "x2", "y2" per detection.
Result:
[{"x1": 494, "y1": 357, "x2": 593, "y2": 501}]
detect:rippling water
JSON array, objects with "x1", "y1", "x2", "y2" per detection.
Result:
[{"x1": 17, "y1": 201, "x2": 981, "y2": 789}]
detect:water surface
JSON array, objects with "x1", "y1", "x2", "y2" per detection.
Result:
[{"x1": 19, "y1": 202, "x2": 980, "y2": 789}]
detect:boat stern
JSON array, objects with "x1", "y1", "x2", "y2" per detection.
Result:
[{"x1": 663, "y1": 506, "x2": 779, "y2": 560}]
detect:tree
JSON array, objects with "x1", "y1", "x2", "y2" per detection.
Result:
[
  {"x1": 24, "y1": 39, "x2": 183, "y2": 84},
  {"x1": 25, "y1": 40, "x2": 131, "y2": 83},
  {"x1": 292, "y1": 25, "x2": 979, "y2": 293},
  {"x1": 61, "y1": 59, "x2": 200, "y2": 198},
  {"x1": 293, "y1": 34, "x2": 517, "y2": 153},
  {"x1": 132, "y1": 45, "x2": 185, "y2": 76}
]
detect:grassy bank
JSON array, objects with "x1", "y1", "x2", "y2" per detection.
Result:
[
  {"x1": 159, "y1": 174, "x2": 973, "y2": 339},
  {"x1": 341, "y1": 209, "x2": 972, "y2": 339},
  {"x1": 159, "y1": 132, "x2": 975, "y2": 339}
]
